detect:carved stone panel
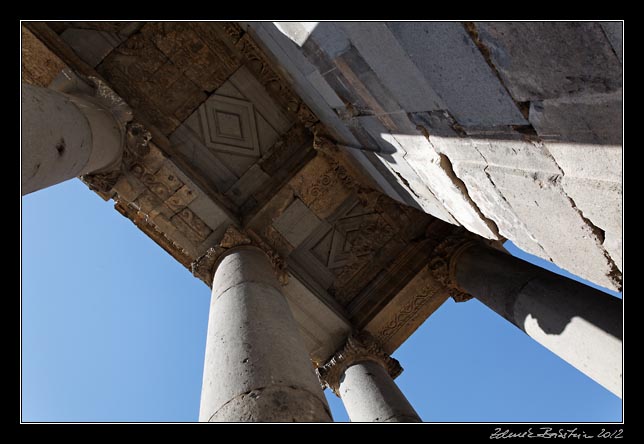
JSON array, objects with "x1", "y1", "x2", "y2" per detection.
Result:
[
  {"x1": 364, "y1": 266, "x2": 450, "y2": 354},
  {"x1": 290, "y1": 195, "x2": 399, "y2": 306},
  {"x1": 198, "y1": 94, "x2": 260, "y2": 157}
]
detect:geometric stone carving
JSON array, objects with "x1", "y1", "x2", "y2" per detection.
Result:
[
  {"x1": 316, "y1": 331, "x2": 402, "y2": 397},
  {"x1": 198, "y1": 94, "x2": 260, "y2": 158},
  {"x1": 309, "y1": 200, "x2": 395, "y2": 272}
]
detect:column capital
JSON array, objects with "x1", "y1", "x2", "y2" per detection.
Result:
[
  {"x1": 191, "y1": 225, "x2": 289, "y2": 287},
  {"x1": 69, "y1": 73, "x2": 150, "y2": 193},
  {"x1": 82, "y1": 122, "x2": 151, "y2": 193},
  {"x1": 317, "y1": 331, "x2": 402, "y2": 397},
  {"x1": 427, "y1": 232, "x2": 478, "y2": 303}
]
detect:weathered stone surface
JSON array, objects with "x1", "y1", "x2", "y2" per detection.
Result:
[
  {"x1": 301, "y1": 22, "x2": 350, "y2": 57},
  {"x1": 228, "y1": 66, "x2": 293, "y2": 135},
  {"x1": 273, "y1": 198, "x2": 322, "y2": 248},
  {"x1": 365, "y1": 265, "x2": 449, "y2": 354},
  {"x1": 474, "y1": 22, "x2": 622, "y2": 101},
  {"x1": 339, "y1": 22, "x2": 445, "y2": 113},
  {"x1": 21, "y1": 83, "x2": 125, "y2": 195},
  {"x1": 246, "y1": 22, "x2": 415, "y2": 209},
  {"x1": 60, "y1": 28, "x2": 123, "y2": 67},
  {"x1": 385, "y1": 130, "x2": 499, "y2": 240},
  {"x1": 455, "y1": 243, "x2": 622, "y2": 397},
  {"x1": 340, "y1": 361, "x2": 421, "y2": 422},
  {"x1": 601, "y1": 22, "x2": 623, "y2": 64},
  {"x1": 386, "y1": 21, "x2": 526, "y2": 127},
  {"x1": 530, "y1": 91, "x2": 622, "y2": 271},
  {"x1": 200, "y1": 248, "x2": 332, "y2": 422},
  {"x1": 22, "y1": 26, "x2": 67, "y2": 87},
  {"x1": 305, "y1": 70, "x2": 345, "y2": 109},
  {"x1": 113, "y1": 174, "x2": 146, "y2": 203},
  {"x1": 208, "y1": 385, "x2": 331, "y2": 422},
  {"x1": 97, "y1": 22, "x2": 242, "y2": 136},
  {"x1": 356, "y1": 115, "x2": 458, "y2": 226},
  {"x1": 23, "y1": 23, "x2": 625, "y2": 416},
  {"x1": 539, "y1": 139, "x2": 622, "y2": 272},
  {"x1": 529, "y1": 90, "x2": 622, "y2": 146},
  {"x1": 165, "y1": 184, "x2": 198, "y2": 213},
  {"x1": 408, "y1": 113, "x2": 517, "y2": 234},
  {"x1": 281, "y1": 273, "x2": 352, "y2": 365},
  {"x1": 225, "y1": 164, "x2": 271, "y2": 207},
  {"x1": 486, "y1": 163, "x2": 619, "y2": 290}
]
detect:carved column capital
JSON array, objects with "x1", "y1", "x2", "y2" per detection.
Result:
[
  {"x1": 82, "y1": 122, "x2": 152, "y2": 193},
  {"x1": 191, "y1": 225, "x2": 289, "y2": 287},
  {"x1": 317, "y1": 331, "x2": 402, "y2": 397},
  {"x1": 72, "y1": 74, "x2": 151, "y2": 193},
  {"x1": 427, "y1": 233, "x2": 478, "y2": 303}
]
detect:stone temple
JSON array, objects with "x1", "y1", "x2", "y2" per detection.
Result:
[{"x1": 21, "y1": 21, "x2": 622, "y2": 422}]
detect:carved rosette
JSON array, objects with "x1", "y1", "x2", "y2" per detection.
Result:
[
  {"x1": 191, "y1": 225, "x2": 289, "y2": 288},
  {"x1": 427, "y1": 234, "x2": 477, "y2": 303},
  {"x1": 317, "y1": 331, "x2": 403, "y2": 397}
]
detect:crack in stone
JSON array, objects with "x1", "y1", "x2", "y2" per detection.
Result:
[
  {"x1": 533, "y1": 141, "x2": 622, "y2": 291},
  {"x1": 564, "y1": 193, "x2": 622, "y2": 291},
  {"x1": 480, "y1": 164, "x2": 548, "y2": 259},
  {"x1": 462, "y1": 22, "x2": 532, "y2": 126},
  {"x1": 215, "y1": 280, "x2": 282, "y2": 301},
  {"x1": 207, "y1": 384, "x2": 331, "y2": 422},
  {"x1": 436, "y1": 152, "x2": 500, "y2": 238}
]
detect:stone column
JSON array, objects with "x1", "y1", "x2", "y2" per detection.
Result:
[
  {"x1": 430, "y1": 235, "x2": 623, "y2": 398},
  {"x1": 318, "y1": 332, "x2": 421, "y2": 422},
  {"x1": 21, "y1": 81, "x2": 128, "y2": 195},
  {"x1": 199, "y1": 246, "x2": 332, "y2": 422}
]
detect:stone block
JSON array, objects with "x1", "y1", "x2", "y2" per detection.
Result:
[
  {"x1": 113, "y1": 174, "x2": 146, "y2": 203},
  {"x1": 360, "y1": 112, "x2": 497, "y2": 238},
  {"x1": 165, "y1": 184, "x2": 198, "y2": 213},
  {"x1": 340, "y1": 22, "x2": 445, "y2": 112},
  {"x1": 228, "y1": 66, "x2": 293, "y2": 134},
  {"x1": 225, "y1": 164, "x2": 271, "y2": 207},
  {"x1": 540, "y1": 139, "x2": 622, "y2": 271},
  {"x1": 390, "y1": 131, "x2": 498, "y2": 239},
  {"x1": 307, "y1": 22, "x2": 351, "y2": 57},
  {"x1": 21, "y1": 26, "x2": 67, "y2": 87},
  {"x1": 170, "y1": 124, "x2": 239, "y2": 193},
  {"x1": 189, "y1": 193, "x2": 231, "y2": 231},
  {"x1": 273, "y1": 198, "x2": 323, "y2": 249},
  {"x1": 386, "y1": 21, "x2": 526, "y2": 127},
  {"x1": 601, "y1": 22, "x2": 623, "y2": 64},
  {"x1": 486, "y1": 165, "x2": 619, "y2": 290},
  {"x1": 356, "y1": 115, "x2": 458, "y2": 225},
  {"x1": 60, "y1": 28, "x2": 123, "y2": 68},
  {"x1": 530, "y1": 91, "x2": 622, "y2": 146},
  {"x1": 305, "y1": 70, "x2": 345, "y2": 109},
  {"x1": 364, "y1": 267, "x2": 449, "y2": 355},
  {"x1": 475, "y1": 22, "x2": 621, "y2": 101},
  {"x1": 452, "y1": 163, "x2": 547, "y2": 258}
]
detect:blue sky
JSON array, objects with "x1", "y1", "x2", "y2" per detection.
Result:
[{"x1": 21, "y1": 179, "x2": 622, "y2": 422}]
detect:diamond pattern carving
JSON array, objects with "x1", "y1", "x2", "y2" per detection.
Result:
[
  {"x1": 308, "y1": 199, "x2": 396, "y2": 274},
  {"x1": 197, "y1": 94, "x2": 260, "y2": 157}
]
